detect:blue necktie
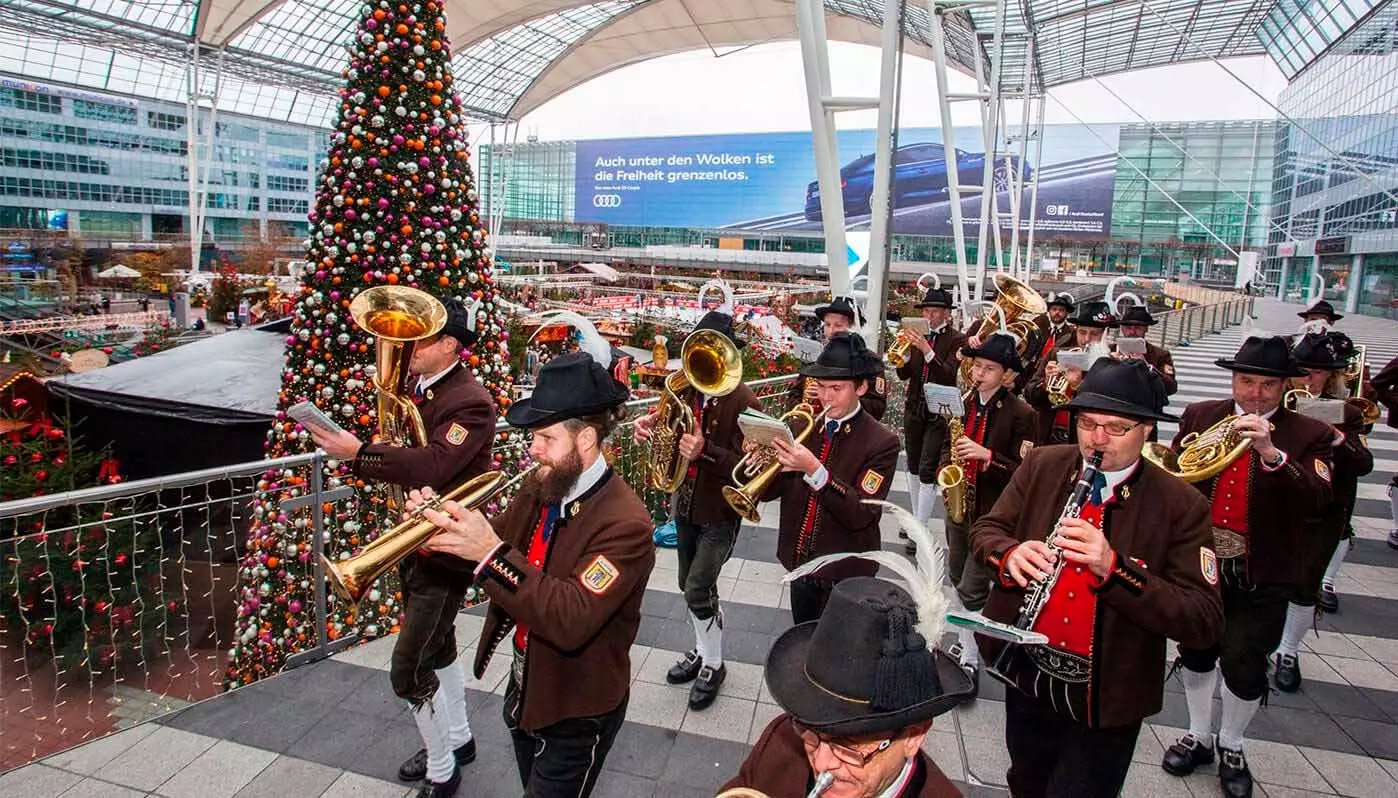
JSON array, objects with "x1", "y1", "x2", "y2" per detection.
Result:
[
  {"x1": 1089, "y1": 472, "x2": 1108, "y2": 506},
  {"x1": 414, "y1": 381, "x2": 426, "y2": 399},
  {"x1": 542, "y1": 503, "x2": 561, "y2": 542},
  {"x1": 824, "y1": 420, "x2": 838, "y2": 443}
]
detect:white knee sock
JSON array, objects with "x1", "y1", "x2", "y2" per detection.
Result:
[
  {"x1": 916, "y1": 481, "x2": 940, "y2": 525},
  {"x1": 1218, "y1": 682, "x2": 1260, "y2": 752},
  {"x1": 1322, "y1": 540, "x2": 1348, "y2": 588},
  {"x1": 907, "y1": 470, "x2": 922, "y2": 517},
  {"x1": 412, "y1": 700, "x2": 455, "y2": 784},
  {"x1": 956, "y1": 626, "x2": 980, "y2": 667},
  {"x1": 433, "y1": 660, "x2": 472, "y2": 749},
  {"x1": 692, "y1": 611, "x2": 724, "y2": 668},
  {"x1": 1277, "y1": 603, "x2": 1312, "y2": 658},
  {"x1": 1180, "y1": 665, "x2": 1218, "y2": 746}
]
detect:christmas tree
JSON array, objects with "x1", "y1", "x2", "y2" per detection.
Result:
[
  {"x1": 227, "y1": 1, "x2": 513, "y2": 688},
  {"x1": 0, "y1": 393, "x2": 159, "y2": 674}
]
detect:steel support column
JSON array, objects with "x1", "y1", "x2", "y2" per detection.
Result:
[
  {"x1": 927, "y1": 1, "x2": 978, "y2": 308},
  {"x1": 185, "y1": 45, "x2": 224, "y2": 280},
  {"x1": 861, "y1": 0, "x2": 906, "y2": 351},
  {"x1": 795, "y1": 0, "x2": 851, "y2": 305},
  {"x1": 1022, "y1": 95, "x2": 1046, "y2": 278}
]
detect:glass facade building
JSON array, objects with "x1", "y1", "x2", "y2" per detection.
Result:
[
  {"x1": 1265, "y1": 0, "x2": 1398, "y2": 318},
  {"x1": 0, "y1": 74, "x2": 323, "y2": 243}
]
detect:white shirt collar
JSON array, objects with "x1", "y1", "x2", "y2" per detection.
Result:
[
  {"x1": 1234, "y1": 403, "x2": 1279, "y2": 420},
  {"x1": 562, "y1": 452, "x2": 609, "y2": 507},
  {"x1": 875, "y1": 758, "x2": 916, "y2": 798},
  {"x1": 828, "y1": 401, "x2": 862, "y2": 426},
  {"x1": 929, "y1": 322, "x2": 947, "y2": 335},
  {"x1": 416, "y1": 362, "x2": 458, "y2": 392},
  {"x1": 1084, "y1": 458, "x2": 1140, "y2": 503}
]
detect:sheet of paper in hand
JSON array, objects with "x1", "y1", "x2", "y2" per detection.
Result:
[
  {"x1": 900, "y1": 316, "x2": 931, "y2": 335},
  {"x1": 1115, "y1": 337, "x2": 1147, "y2": 355},
  {"x1": 1294, "y1": 395, "x2": 1347, "y2": 424},
  {"x1": 738, "y1": 408, "x2": 797, "y2": 448},
  {"x1": 1057, "y1": 349, "x2": 1095, "y2": 372},
  {"x1": 924, "y1": 383, "x2": 966, "y2": 416},
  {"x1": 288, "y1": 401, "x2": 347, "y2": 435}
]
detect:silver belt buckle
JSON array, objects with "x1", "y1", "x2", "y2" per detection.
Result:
[{"x1": 1212, "y1": 527, "x2": 1247, "y2": 559}]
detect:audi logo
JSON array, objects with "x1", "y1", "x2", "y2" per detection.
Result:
[{"x1": 592, "y1": 194, "x2": 622, "y2": 208}]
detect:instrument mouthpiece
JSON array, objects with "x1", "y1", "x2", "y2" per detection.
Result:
[{"x1": 808, "y1": 771, "x2": 835, "y2": 798}]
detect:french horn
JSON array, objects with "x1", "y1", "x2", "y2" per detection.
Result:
[{"x1": 1141, "y1": 415, "x2": 1274, "y2": 483}]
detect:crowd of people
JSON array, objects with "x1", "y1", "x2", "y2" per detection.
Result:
[{"x1": 307, "y1": 282, "x2": 1397, "y2": 798}]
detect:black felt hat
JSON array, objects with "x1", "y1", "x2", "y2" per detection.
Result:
[
  {"x1": 1046, "y1": 292, "x2": 1076, "y2": 311},
  {"x1": 693, "y1": 310, "x2": 745, "y2": 349},
  {"x1": 961, "y1": 332, "x2": 1022, "y2": 373},
  {"x1": 1298, "y1": 300, "x2": 1343, "y2": 323},
  {"x1": 914, "y1": 287, "x2": 956, "y2": 309},
  {"x1": 440, "y1": 298, "x2": 481, "y2": 347},
  {"x1": 1118, "y1": 305, "x2": 1157, "y2": 327},
  {"x1": 1214, "y1": 335, "x2": 1308, "y2": 378},
  {"x1": 765, "y1": 577, "x2": 974, "y2": 738},
  {"x1": 815, "y1": 295, "x2": 861, "y2": 326},
  {"x1": 801, "y1": 332, "x2": 883, "y2": 380},
  {"x1": 1292, "y1": 331, "x2": 1351, "y2": 371},
  {"x1": 1063, "y1": 357, "x2": 1177, "y2": 422},
  {"x1": 1067, "y1": 300, "x2": 1118, "y2": 329},
  {"x1": 504, "y1": 352, "x2": 630, "y2": 429}
]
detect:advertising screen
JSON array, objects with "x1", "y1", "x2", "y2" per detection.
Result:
[{"x1": 573, "y1": 124, "x2": 1120, "y2": 238}]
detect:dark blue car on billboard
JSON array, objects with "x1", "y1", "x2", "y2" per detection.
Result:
[{"x1": 804, "y1": 142, "x2": 1030, "y2": 221}]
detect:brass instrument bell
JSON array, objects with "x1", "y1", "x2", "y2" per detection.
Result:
[
  {"x1": 647, "y1": 328, "x2": 744, "y2": 493},
  {"x1": 724, "y1": 406, "x2": 825, "y2": 523}
]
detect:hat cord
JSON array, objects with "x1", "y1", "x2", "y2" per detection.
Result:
[{"x1": 871, "y1": 606, "x2": 934, "y2": 712}]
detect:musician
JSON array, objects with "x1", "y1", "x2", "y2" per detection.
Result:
[
  {"x1": 1273, "y1": 332, "x2": 1372, "y2": 691},
  {"x1": 415, "y1": 350, "x2": 654, "y2": 798},
  {"x1": 971, "y1": 359, "x2": 1223, "y2": 798},
  {"x1": 1160, "y1": 335, "x2": 1334, "y2": 798},
  {"x1": 634, "y1": 311, "x2": 760, "y2": 709},
  {"x1": 1369, "y1": 353, "x2": 1398, "y2": 550},
  {"x1": 1114, "y1": 305, "x2": 1177, "y2": 395},
  {"x1": 764, "y1": 333, "x2": 901, "y2": 623},
  {"x1": 309, "y1": 299, "x2": 493, "y2": 793},
  {"x1": 895, "y1": 286, "x2": 967, "y2": 533},
  {"x1": 1017, "y1": 293, "x2": 1076, "y2": 393},
  {"x1": 786, "y1": 295, "x2": 887, "y2": 420},
  {"x1": 939, "y1": 333, "x2": 1037, "y2": 690},
  {"x1": 721, "y1": 577, "x2": 974, "y2": 798},
  {"x1": 1298, "y1": 299, "x2": 1343, "y2": 333},
  {"x1": 1023, "y1": 300, "x2": 1117, "y2": 445}
]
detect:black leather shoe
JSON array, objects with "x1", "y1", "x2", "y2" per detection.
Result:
[
  {"x1": 963, "y1": 663, "x2": 980, "y2": 701},
  {"x1": 688, "y1": 664, "x2": 727, "y2": 710},
  {"x1": 666, "y1": 650, "x2": 702, "y2": 685},
  {"x1": 1161, "y1": 733, "x2": 1215, "y2": 777},
  {"x1": 398, "y1": 740, "x2": 476, "y2": 782},
  {"x1": 415, "y1": 766, "x2": 461, "y2": 797},
  {"x1": 1217, "y1": 745, "x2": 1254, "y2": 798},
  {"x1": 1320, "y1": 585, "x2": 1339, "y2": 613},
  {"x1": 1273, "y1": 653, "x2": 1302, "y2": 693}
]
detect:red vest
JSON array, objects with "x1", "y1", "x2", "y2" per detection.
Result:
[
  {"x1": 1030, "y1": 494, "x2": 1112, "y2": 658},
  {"x1": 963, "y1": 399, "x2": 991, "y2": 487},
  {"x1": 514, "y1": 505, "x2": 556, "y2": 650},
  {"x1": 1209, "y1": 451, "x2": 1252, "y2": 533}
]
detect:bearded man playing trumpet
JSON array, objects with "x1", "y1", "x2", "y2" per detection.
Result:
[
  {"x1": 1161, "y1": 335, "x2": 1335, "y2": 798},
  {"x1": 634, "y1": 310, "x2": 760, "y2": 710},
  {"x1": 1024, "y1": 300, "x2": 1117, "y2": 445},
  {"x1": 937, "y1": 333, "x2": 1037, "y2": 692},
  {"x1": 1271, "y1": 332, "x2": 1373, "y2": 694},
  {"x1": 761, "y1": 333, "x2": 901, "y2": 624},
  {"x1": 414, "y1": 349, "x2": 654, "y2": 798}
]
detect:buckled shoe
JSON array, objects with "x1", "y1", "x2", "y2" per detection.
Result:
[
  {"x1": 398, "y1": 740, "x2": 476, "y2": 782},
  {"x1": 1161, "y1": 733, "x2": 1215, "y2": 777},
  {"x1": 1217, "y1": 744, "x2": 1254, "y2": 798},
  {"x1": 666, "y1": 650, "x2": 703, "y2": 685},
  {"x1": 688, "y1": 664, "x2": 727, "y2": 710},
  {"x1": 1273, "y1": 653, "x2": 1302, "y2": 693}
]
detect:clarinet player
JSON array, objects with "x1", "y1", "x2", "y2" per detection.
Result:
[{"x1": 969, "y1": 359, "x2": 1223, "y2": 798}]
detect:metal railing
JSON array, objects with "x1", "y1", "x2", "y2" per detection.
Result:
[{"x1": 1150, "y1": 292, "x2": 1255, "y2": 349}]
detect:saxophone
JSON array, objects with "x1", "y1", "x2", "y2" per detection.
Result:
[
  {"x1": 935, "y1": 389, "x2": 976, "y2": 525},
  {"x1": 1012, "y1": 450, "x2": 1105, "y2": 630}
]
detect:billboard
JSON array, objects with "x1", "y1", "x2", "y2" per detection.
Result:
[{"x1": 573, "y1": 124, "x2": 1120, "y2": 239}]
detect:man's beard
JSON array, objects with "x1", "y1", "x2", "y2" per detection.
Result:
[{"x1": 537, "y1": 447, "x2": 585, "y2": 504}]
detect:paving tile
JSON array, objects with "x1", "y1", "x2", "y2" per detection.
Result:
[
  {"x1": 630, "y1": 644, "x2": 654, "y2": 681},
  {"x1": 1134, "y1": 723, "x2": 1167, "y2": 764},
  {"x1": 0, "y1": 764, "x2": 83, "y2": 797},
  {"x1": 951, "y1": 697, "x2": 1005, "y2": 741},
  {"x1": 1349, "y1": 633, "x2": 1398, "y2": 664},
  {"x1": 57, "y1": 778, "x2": 146, "y2": 798},
  {"x1": 1257, "y1": 787, "x2": 1340, "y2": 798},
  {"x1": 602, "y1": 722, "x2": 678, "y2": 780},
  {"x1": 749, "y1": 703, "x2": 783, "y2": 746},
  {"x1": 1239, "y1": 739, "x2": 1331, "y2": 793},
  {"x1": 92, "y1": 725, "x2": 218, "y2": 792},
  {"x1": 318, "y1": 770, "x2": 411, "y2": 798},
  {"x1": 1325, "y1": 657, "x2": 1398, "y2": 692},
  {"x1": 1301, "y1": 746, "x2": 1398, "y2": 796},
  {"x1": 717, "y1": 660, "x2": 765, "y2": 701},
  {"x1": 1302, "y1": 681, "x2": 1390, "y2": 723},
  {"x1": 232, "y1": 754, "x2": 343, "y2": 798},
  {"x1": 454, "y1": 743, "x2": 523, "y2": 797},
  {"x1": 960, "y1": 734, "x2": 1010, "y2": 787},
  {"x1": 719, "y1": 602, "x2": 784, "y2": 635},
  {"x1": 155, "y1": 739, "x2": 277, "y2": 798},
  {"x1": 640, "y1": 589, "x2": 682, "y2": 620},
  {"x1": 1121, "y1": 761, "x2": 1195, "y2": 797},
  {"x1": 656, "y1": 732, "x2": 749, "y2": 791},
  {"x1": 334, "y1": 635, "x2": 397, "y2": 671},
  {"x1": 679, "y1": 695, "x2": 755, "y2": 743},
  {"x1": 219, "y1": 688, "x2": 336, "y2": 754},
  {"x1": 922, "y1": 730, "x2": 966, "y2": 782},
  {"x1": 287, "y1": 709, "x2": 395, "y2": 774},
  {"x1": 589, "y1": 768, "x2": 654, "y2": 798},
  {"x1": 1247, "y1": 706, "x2": 1365, "y2": 755},
  {"x1": 625, "y1": 681, "x2": 689, "y2": 731},
  {"x1": 1342, "y1": 717, "x2": 1398, "y2": 759},
  {"x1": 637, "y1": 647, "x2": 684, "y2": 685},
  {"x1": 721, "y1": 629, "x2": 775, "y2": 666},
  {"x1": 354, "y1": 718, "x2": 427, "y2": 783},
  {"x1": 42, "y1": 723, "x2": 158, "y2": 775}
]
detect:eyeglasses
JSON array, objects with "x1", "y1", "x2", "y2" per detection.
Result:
[
  {"x1": 1074, "y1": 417, "x2": 1142, "y2": 437},
  {"x1": 791, "y1": 719, "x2": 893, "y2": 767}
]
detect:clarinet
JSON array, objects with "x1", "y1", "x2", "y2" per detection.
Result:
[{"x1": 1012, "y1": 449, "x2": 1105, "y2": 630}]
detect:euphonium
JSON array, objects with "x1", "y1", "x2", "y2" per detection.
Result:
[
  {"x1": 1345, "y1": 345, "x2": 1381, "y2": 425},
  {"x1": 723, "y1": 406, "x2": 825, "y2": 523},
  {"x1": 1141, "y1": 415, "x2": 1274, "y2": 483},
  {"x1": 349, "y1": 285, "x2": 449, "y2": 508},
  {"x1": 958, "y1": 273, "x2": 1046, "y2": 385},
  {"x1": 1014, "y1": 450, "x2": 1104, "y2": 630},
  {"x1": 647, "y1": 328, "x2": 744, "y2": 493},
  {"x1": 323, "y1": 463, "x2": 539, "y2": 603}
]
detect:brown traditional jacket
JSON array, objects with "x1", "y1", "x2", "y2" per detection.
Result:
[
  {"x1": 677, "y1": 382, "x2": 761, "y2": 525},
  {"x1": 1017, "y1": 318, "x2": 1075, "y2": 393},
  {"x1": 1172, "y1": 398, "x2": 1335, "y2": 588},
  {"x1": 1371, "y1": 355, "x2": 1398, "y2": 427},
  {"x1": 354, "y1": 363, "x2": 496, "y2": 493},
  {"x1": 1023, "y1": 344, "x2": 1077, "y2": 445},
  {"x1": 763, "y1": 408, "x2": 901, "y2": 582},
  {"x1": 972, "y1": 445, "x2": 1223, "y2": 729},
  {"x1": 473, "y1": 469, "x2": 655, "y2": 731},
  {"x1": 723, "y1": 714, "x2": 962, "y2": 798},
  {"x1": 938, "y1": 388, "x2": 1039, "y2": 519},
  {"x1": 896, "y1": 325, "x2": 968, "y2": 422},
  {"x1": 1110, "y1": 340, "x2": 1178, "y2": 395}
]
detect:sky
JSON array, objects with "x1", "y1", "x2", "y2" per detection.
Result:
[{"x1": 505, "y1": 41, "x2": 1290, "y2": 142}]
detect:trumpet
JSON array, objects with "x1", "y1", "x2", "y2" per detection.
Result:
[
  {"x1": 723, "y1": 405, "x2": 826, "y2": 523},
  {"x1": 887, "y1": 330, "x2": 914, "y2": 368},
  {"x1": 323, "y1": 464, "x2": 539, "y2": 603}
]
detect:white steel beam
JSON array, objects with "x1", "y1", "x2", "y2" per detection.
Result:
[
  {"x1": 927, "y1": 2, "x2": 972, "y2": 308},
  {"x1": 861, "y1": 0, "x2": 905, "y2": 351},
  {"x1": 795, "y1": 0, "x2": 850, "y2": 302}
]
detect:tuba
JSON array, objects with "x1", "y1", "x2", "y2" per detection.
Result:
[
  {"x1": 723, "y1": 405, "x2": 825, "y2": 523},
  {"x1": 958, "y1": 274, "x2": 1045, "y2": 387},
  {"x1": 1141, "y1": 415, "x2": 1274, "y2": 483},
  {"x1": 647, "y1": 328, "x2": 744, "y2": 492},
  {"x1": 349, "y1": 285, "x2": 449, "y2": 508},
  {"x1": 324, "y1": 464, "x2": 539, "y2": 603}
]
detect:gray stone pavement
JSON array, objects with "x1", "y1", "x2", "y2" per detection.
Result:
[{"x1": 4, "y1": 298, "x2": 1398, "y2": 797}]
